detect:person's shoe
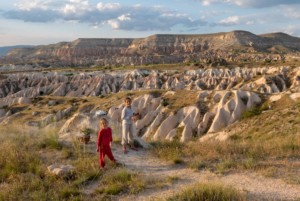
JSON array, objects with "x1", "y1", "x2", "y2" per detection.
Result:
[
  {"x1": 123, "y1": 146, "x2": 128, "y2": 154},
  {"x1": 115, "y1": 161, "x2": 125, "y2": 167},
  {"x1": 129, "y1": 144, "x2": 138, "y2": 151},
  {"x1": 100, "y1": 166, "x2": 107, "y2": 171}
]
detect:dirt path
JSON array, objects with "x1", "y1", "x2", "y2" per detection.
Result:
[
  {"x1": 114, "y1": 147, "x2": 300, "y2": 201},
  {"x1": 84, "y1": 144, "x2": 300, "y2": 201}
]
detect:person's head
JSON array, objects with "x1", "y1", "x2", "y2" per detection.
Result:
[
  {"x1": 124, "y1": 97, "x2": 132, "y2": 107},
  {"x1": 99, "y1": 118, "x2": 108, "y2": 129}
]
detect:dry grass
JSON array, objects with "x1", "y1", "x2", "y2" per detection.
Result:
[
  {"x1": 0, "y1": 125, "x2": 100, "y2": 200},
  {"x1": 192, "y1": 99, "x2": 300, "y2": 178},
  {"x1": 162, "y1": 90, "x2": 199, "y2": 112},
  {"x1": 150, "y1": 141, "x2": 184, "y2": 164},
  {"x1": 3, "y1": 90, "x2": 166, "y2": 126},
  {"x1": 151, "y1": 98, "x2": 300, "y2": 182},
  {"x1": 166, "y1": 182, "x2": 246, "y2": 201},
  {"x1": 0, "y1": 125, "x2": 148, "y2": 201}
]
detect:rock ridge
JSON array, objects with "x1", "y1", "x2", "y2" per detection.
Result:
[{"x1": 1, "y1": 30, "x2": 300, "y2": 67}]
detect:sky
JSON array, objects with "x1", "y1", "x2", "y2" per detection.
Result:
[{"x1": 1, "y1": 0, "x2": 300, "y2": 46}]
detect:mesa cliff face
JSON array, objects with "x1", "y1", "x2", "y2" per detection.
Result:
[{"x1": 2, "y1": 31, "x2": 300, "y2": 67}]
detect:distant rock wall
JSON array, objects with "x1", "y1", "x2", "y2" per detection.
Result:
[{"x1": 2, "y1": 31, "x2": 299, "y2": 66}]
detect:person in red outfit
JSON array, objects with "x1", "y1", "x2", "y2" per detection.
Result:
[{"x1": 96, "y1": 118, "x2": 116, "y2": 169}]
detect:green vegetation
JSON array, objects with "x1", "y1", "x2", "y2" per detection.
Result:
[
  {"x1": 80, "y1": 127, "x2": 93, "y2": 136},
  {"x1": 166, "y1": 182, "x2": 245, "y2": 201},
  {"x1": 97, "y1": 168, "x2": 145, "y2": 196},
  {"x1": 242, "y1": 106, "x2": 262, "y2": 119},
  {"x1": 161, "y1": 99, "x2": 169, "y2": 107}
]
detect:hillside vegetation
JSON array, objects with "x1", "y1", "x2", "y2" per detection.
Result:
[{"x1": 151, "y1": 96, "x2": 300, "y2": 184}]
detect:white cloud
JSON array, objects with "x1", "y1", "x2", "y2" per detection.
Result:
[
  {"x1": 63, "y1": 4, "x2": 76, "y2": 14},
  {"x1": 62, "y1": 0, "x2": 91, "y2": 14},
  {"x1": 3, "y1": 1, "x2": 207, "y2": 31},
  {"x1": 118, "y1": 14, "x2": 131, "y2": 21},
  {"x1": 107, "y1": 19, "x2": 120, "y2": 29},
  {"x1": 96, "y1": 2, "x2": 121, "y2": 11},
  {"x1": 219, "y1": 15, "x2": 240, "y2": 25},
  {"x1": 216, "y1": 14, "x2": 263, "y2": 27},
  {"x1": 202, "y1": 0, "x2": 220, "y2": 6},
  {"x1": 15, "y1": 0, "x2": 53, "y2": 11},
  {"x1": 199, "y1": 0, "x2": 300, "y2": 8}
]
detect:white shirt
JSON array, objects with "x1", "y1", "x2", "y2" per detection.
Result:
[{"x1": 121, "y1": 106, "x2": 134, "y2": 124}]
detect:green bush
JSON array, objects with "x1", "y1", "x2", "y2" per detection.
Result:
[
  {"x1": 161, "y1": 99, "x2": 169, "y2": 107},
  {"x1": 242, "y1": 106, "x2": 262, "y2": 119}
]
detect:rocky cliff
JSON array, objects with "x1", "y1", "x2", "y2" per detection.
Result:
[{"x1": 1, "y1": 30, "x2": 300, "y2": 67}]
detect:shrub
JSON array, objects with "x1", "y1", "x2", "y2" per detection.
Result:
[
  {"x1": 242, "y1": 106, "x2": 262, "y2": 119},
  {"x1": 161, "y1": 99, "x2": 169, "y2": 107}
]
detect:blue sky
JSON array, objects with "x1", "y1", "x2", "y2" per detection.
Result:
[{"x1": 0, "y1": 0, "x2": 300, "y2": 46}]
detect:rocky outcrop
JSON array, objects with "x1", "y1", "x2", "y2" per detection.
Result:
[
  {"x1": 1, "y1": 65, "x2": 299, "y2": 143},
  {"x1": 291, "y1": 67, "x2": 300, "y2": 90},
  {"x1": 1, "y1": 31, "x2": 300, "y2": 67},
  {"x1": 206, "y1": 90, "x2": 261, "y2": 133},
  {"x1": 0, "y1": 66, "x2": 295, "y2": 105},
  {"x1": 104, "y1": 92, "x2": 260, "y2": 142}
]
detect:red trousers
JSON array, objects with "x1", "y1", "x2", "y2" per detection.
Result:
[{"x1": 99, "y1": 145, "x2": 115, "y2": 168}]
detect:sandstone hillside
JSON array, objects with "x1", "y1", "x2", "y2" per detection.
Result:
[{"x1": 1, "y1": 30, "x2": 300, "y2": 67}]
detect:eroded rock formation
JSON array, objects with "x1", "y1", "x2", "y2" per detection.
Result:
[
  {"x1": 1, "y1": 66, "x2": 300, "y2": 143},
  {"x1": 0, "y1": 66, "x2": 293, "y2": 108}
]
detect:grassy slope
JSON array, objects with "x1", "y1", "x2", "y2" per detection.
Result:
[{"x1": 151, "y1": 96, "x2": 300, "y2": 184}]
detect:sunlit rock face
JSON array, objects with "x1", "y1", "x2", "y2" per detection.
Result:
[{"x1": 2, "y1": 31, "x2": 299, "y2": 67}]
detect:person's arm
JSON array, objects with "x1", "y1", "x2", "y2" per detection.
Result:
[
  {"x1": 131, "y1": 108, "x2": 140, "y2": 122},
  {"x1": 121, "y1": 107, "x2": 126, "y2": 121},
  {"x1": 109, "y1": 127, "x2": 113, "y2": 147}
]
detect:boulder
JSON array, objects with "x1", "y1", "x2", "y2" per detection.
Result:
[
  {"x1": 47, "y1": 164, "x2": 75, "y2": 177},
  {"x1": 153, "y1": 113, "x2": 179, "y2": 140}
]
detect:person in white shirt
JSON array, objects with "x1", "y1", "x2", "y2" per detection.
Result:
[{"x1": 121, "y1": 97, "x2": 139, "y2": 153}]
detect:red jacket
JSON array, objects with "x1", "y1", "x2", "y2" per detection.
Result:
[{"x1": 97, "y1": 127, "x2": 112, "y2": 147}]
